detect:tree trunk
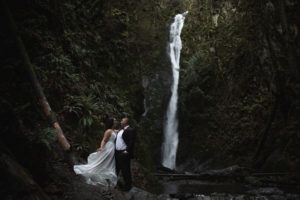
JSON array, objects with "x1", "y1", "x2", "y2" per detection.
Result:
[{"x1": 2, "y1": 0, "x2": 70, "y2": 151}]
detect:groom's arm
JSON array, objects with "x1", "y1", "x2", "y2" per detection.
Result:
[{"x1": 125, "y1": 128, "x2": 136, "y2": 155}]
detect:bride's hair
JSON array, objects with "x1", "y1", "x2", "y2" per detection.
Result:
[{"x1": 105, "y1": 117, "x2": 114, "y2": 129}]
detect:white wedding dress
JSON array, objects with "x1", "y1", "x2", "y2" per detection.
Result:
[{"x1": 73, "y1": 131, "x2": 117, "y2": 187}]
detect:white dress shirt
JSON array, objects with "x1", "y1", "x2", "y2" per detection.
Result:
[{"x1": 116, "y1": 125, "x2": 129, "y2": 151}]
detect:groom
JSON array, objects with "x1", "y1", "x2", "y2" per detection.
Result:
[{"x1": 115, "y1": 117, "x2": 136, "y2": 191}]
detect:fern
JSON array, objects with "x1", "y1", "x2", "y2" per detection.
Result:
[{"x1": 36, "y1": 127, "x2": 57, "y2": 151}]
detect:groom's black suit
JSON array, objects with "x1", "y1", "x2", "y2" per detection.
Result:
[
  {"x1": 122, "y1": 127, "x2": 136, "y2": 158},
  {"x1": 116, "y1": 126, "x2": 136, "y2": 190}
]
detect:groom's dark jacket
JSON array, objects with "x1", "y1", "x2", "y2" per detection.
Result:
[{"x1": 122, "y1": 127, "x2": 136, "y2": 159}]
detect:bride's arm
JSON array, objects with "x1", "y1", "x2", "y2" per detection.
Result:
[{"x1": 97, "y1": 129, "x2": 112, "y2": 151}]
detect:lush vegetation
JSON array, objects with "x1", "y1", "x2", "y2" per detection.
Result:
[
  {"x1": 178, "y1": 0, "x2": 300, "y2": 172},
  {"x1": 0, "y1": 0, "x2": 161, "y2": 190},
  {"x1": 0, "y1": 1, "x2": 299, "y2": 197}
]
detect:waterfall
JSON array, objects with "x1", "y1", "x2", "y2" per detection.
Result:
[
  {"x1": 142, "y1": 76, "x2": 150, "y2": 117},
  {"x1": 162, "y1": 11, "x2": 188, "y2": 169}
]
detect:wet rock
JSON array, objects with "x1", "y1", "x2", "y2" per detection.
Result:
[
  {"x1": 194, "y1": 194, "x2": 212, "y2": 200},
  {"x1": 244, "y1": 176, "x2": 262, "y2": 186},
  {"x1": 286, "y1": 193, "x2": 300, "y2": 200},
  {"x1": 170, "y1": 193, "x2": 194, "y2": 199},
  {"x1": 246, "y1": 187, "x2": 292, "y2": 200},
  {"x1": 268, "y1": 195, "x2": 287, "y2": 200},
  {"x1": 125, "y1": 187, "x2": 178, "y2": 200},
  {"x1": 125, "y1": 187, "x2": 157, "y2": 200},
  {"x1": 194, "y1": 193, "x2": 269, "y2": 200},
  {"x1": 234, "y1": 195, "x2": 246, "y2": 200},
  {"x1": 202, "y1": 165, "x2": 249, "y2": 176},
  {"x1": 176, "y1": 158, "x2": 213, "y2": 173},
  {"x1": 195, "y1": 165, "x2": 252, "y2": 182},
  {"x1": 211, "y1": 193, "x2": 233, "y2": 200},
  {"x1": 247, "y1": 187, "x2": 284, "y2": 195},
  {"x1": 157, "y1": 193, "x2": 177, "y2": 200}
]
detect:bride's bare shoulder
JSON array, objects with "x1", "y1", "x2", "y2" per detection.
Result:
[{"x1": 104, "y1": 129, "x2": 113, "y2": 135}]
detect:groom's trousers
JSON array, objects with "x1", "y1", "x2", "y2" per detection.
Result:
[{"x1": 115, "y1": 150, "x2": 132, "y2": 188}]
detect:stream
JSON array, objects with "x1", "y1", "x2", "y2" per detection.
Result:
[
  {"x1": 162, "y1": 180, "x2": 247, "y2": 195},
  {"x1": 138, "y1": 166, "x2": 300, "y2": 200},
  {"x1": 159, "y1": 180, "x2": 300, "y2": 200},
  {"x1": 154, "y1": 180, "x2": 300, "y2": 200},
  {"x1": 127, "y1": 179, "x2": 299, "y2": 200}
]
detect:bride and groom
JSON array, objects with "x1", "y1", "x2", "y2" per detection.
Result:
[{"x1": 73, "y1": 117, "x2": 136, "y2": 191}]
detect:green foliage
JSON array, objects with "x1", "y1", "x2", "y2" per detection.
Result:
[
  {"x1": 72, "y1": 133, "x2": 90, "y2": 152},
  {"x1": 65, "y1": 94, "x2": 100, "y2": 128},
  {"x1": 178, "y1": 0, "x2": 300, "y2": 167},
  {"x1": 2, "y1": 0, "x2": 298, "y2": 175},
  {"x1": 36, "y1": 127, "x2": 57, "y2": 151}
]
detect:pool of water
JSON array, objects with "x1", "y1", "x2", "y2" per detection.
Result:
[
  {"x1": 159, "y1": 179, "x2": 300, "y2": 200},
  {"x1": 162, "y1": 180, "x2": 248, "y2": 195}
]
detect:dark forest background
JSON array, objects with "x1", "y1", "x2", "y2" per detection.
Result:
[{"x1": 0, "y1": 0, "x2": 299, "y2": 198}]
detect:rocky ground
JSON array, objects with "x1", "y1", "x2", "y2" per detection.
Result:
[
  {"x1": 45, "y1": 160, "x2": 124, "y2": 200},
  {"x1": 46, "y1": 159, "x2": 300, "y2": 200},
  {"x1": 2, "y1": 149, "x2": 299, "y2": 200}
]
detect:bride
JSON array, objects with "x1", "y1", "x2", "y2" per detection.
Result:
[{"x1": 73, "y1": 117, "x2": 118, "y2": 187}]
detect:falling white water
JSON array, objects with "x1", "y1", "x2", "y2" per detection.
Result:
[{"x1": 162, "y1": 11, "x2": 188, "y2": 169}]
